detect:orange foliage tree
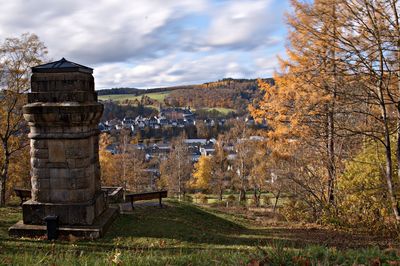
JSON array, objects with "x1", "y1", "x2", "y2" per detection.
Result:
[{"x1": 0, "y1": 33, "x2": 47, "y2": 206}]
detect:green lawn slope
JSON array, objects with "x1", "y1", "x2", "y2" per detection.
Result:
[{"x1": 0, "y1": 201, "x2": 399, "y2": 265}]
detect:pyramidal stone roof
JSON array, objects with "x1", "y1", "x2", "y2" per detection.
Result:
[{"x1": 32, "y1": 58, "x2": 93, "y2": 74}]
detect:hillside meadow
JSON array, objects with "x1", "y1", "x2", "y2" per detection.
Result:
[
  {"x1": 98, "y1": 92, "x2": 237, "y2": 115},
  {"x1": 0, "y1": 200, "x2": 399, "y2": 265},
  {"x1": 98, "y1": 92, "x2": 171, "y2": 103}
]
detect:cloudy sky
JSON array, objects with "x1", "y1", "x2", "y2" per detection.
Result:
[{"x1": 0, "y1": 0, "x2": 289, "y2": 89}]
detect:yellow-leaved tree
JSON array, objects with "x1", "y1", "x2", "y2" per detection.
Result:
[
  {"x1": 191, "y1": 155, "x2": 213, "y2": 191},
  {"x1": 338, "y1": 140, "x2": 393, "y2": 230}
]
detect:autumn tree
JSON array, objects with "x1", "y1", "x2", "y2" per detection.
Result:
[
  {"x1": 7, "y1": 146, "x2": 30, "y2": 200},
  {"x1": 160, "y1": 134, "x2": 192, "y2": 200},
  {"x1": 196, "y1": 120, "x2": 210, "y2": 139},
  {"x1": 118, "y1": 129, "x2": 149, "y2": 193},
  {"x1": 252, "y1": 0, "x2": 400, "y2": 224},
  {"x1": 189, "y1": 135, "x2": 231, "y2": 200},
  {"x1": 233, "y1": 140, "x2": 253, "y2": 202},
  {"x1": 0, "y1": 33, "x2": 47, "y2": 206},
  {"x1": 332, "y1": 0, "x2": 400, "y2": 222},
  {"x1": 250, "y1": 0, "x2": 353, "y2": 219},
  {"x1": 123, "y1": 147, "x2": 147, "y2": 192},
  {"x1": 306, "y1": 0, "x2": 400, "y2": 221},
  {"x1": 100, "y1": 132, "x2": 147, "y2": 193},
  {"x1": 117, "y1": 129, "x2": 131, "y2": 196},
  {"x1": 210, "y1": 135, "x2": 230, "y2": 201},
  {"x1": 190, "y1": 155, "x2": 213, "y2": 191},
  {"x1": 248, "y1": 141, "x2": 269, "y2": 207},
  {"x1": 99, "y1": 133, "x2": 121, "y2": 186}
]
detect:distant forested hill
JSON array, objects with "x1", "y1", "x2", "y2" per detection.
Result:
[
  {"x1": 98, "y1": 78, "x2": 274, "y2": 114},
  {"x1": 97, "y1": 86, "x2": 183, "y2": 96},
  {"x1": 97, "y1": 88, "x2": 141, "y2": 95},
  {"x1": 163, "y1": 78, "x2": 274, "y2": 114}
]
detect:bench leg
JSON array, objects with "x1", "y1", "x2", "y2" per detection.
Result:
[
  {"x1": 20, "y1": 197, "x2": 27, "y2": 206},
  {"x1": 131, "y1": 199, "x2": 135, "y2": 210},
  {"x1": 159, "y1": 195, "x2": 162, "y2": 208}
]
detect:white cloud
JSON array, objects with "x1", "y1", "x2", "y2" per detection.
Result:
[
  {"x1": 0, "y1": 0, "x2": 288, "y2": 88},
  {"x1": 205, "y1": 0, "x2": 282, "y2": 48},
  {"x1": 0, "y1": 0, "x2": 208, "y2": 64},
  {"x1": 94, "y1": 49, "x2": 277, "y2": 89}
]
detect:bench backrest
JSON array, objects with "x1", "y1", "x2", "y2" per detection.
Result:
[
  {"x1": 127, "y1": 191, "x2": 167, "y2": 201},
  {"x1": 14, "y1": 189, "x2": 31, "y2": 198}
]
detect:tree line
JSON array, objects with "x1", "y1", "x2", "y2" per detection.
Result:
[
  {"x1": 99, "y1": 121, "x2": 272, "y2": 207},
  {"x1": 249, "y1": 0, "x2": 400, "y2": 230},
  {"x1": 163, "y1": 79, "x2": 274, "y2": 114}
]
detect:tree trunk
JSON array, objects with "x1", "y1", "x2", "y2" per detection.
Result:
[
  {"x1": 397, "y1": 103, "x2": 400, "y2": 186},
  {"x1": 395, "y1": 4, "x2": 400, "y2": 199},
  {"x1": 0, "y1": 152, "x2": 10, "y2": 206},
  {"x1": 253, "y1": 187, "x2": 260, "y2": 207},
  {"x1": 377, "y1": 36, "x2": 400, "y2": 221},
  {"x1": 327, "y1": 109, "x2": 335, "y2": 205},
  {"x1": 384, "y1": 134, "x2": 400, "y2": 221},
  {"x1": 273, "y1": 190, "x2": 281, "y2": 213},
  {"x1": 380, "y1": 89, "x2": 400, "y2": 221},
  {"x1": 239, "y1": 188, "x2": 246, "y2": 202},
  {"x1": 0, "y1": 176, "x2": 6, "y2": 207},
  {"x1": 178, "y1": 176, "x2": 181, "y2": 201},
  {"x1": 326, "y1": 3, "x2": 337, "y2": 207},
  {"x1": 219, "y1": 187, "x2": 223, "y2": 201}
]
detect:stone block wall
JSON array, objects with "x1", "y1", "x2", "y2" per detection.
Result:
[{"x1": 30, "y1": 137, "x2": 97, "y2": 203}]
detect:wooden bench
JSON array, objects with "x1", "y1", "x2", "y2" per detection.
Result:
[
  {"x1": 14, "y1": 188, "x2": 31, "y2": 206},
  {"x1": 102, "y1": 186, "x2": 124, "y2": 203},
  {"x1": 125, "y1": 190, "x2": 167, "y2": 209}
]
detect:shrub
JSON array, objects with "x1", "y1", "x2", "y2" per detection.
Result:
[
  {"x1": 281, "y1": 199, "x2": 316, "y2": 223},
  {"x1": 193, "y1": 193, "x2": 208, "y2": 204},
  {"x1": 246, "y1": 199, "x2": 254, "y2": 207},
  {"x1": 183, "y1": 195, "x2": 193, "y2": 203},
  {"x1": 225, "y1": 194, "x2": 236, "y2": 207},
  {"x1": 262, "y1": 195, "x2": 272, "y2": 207},
  {"x1": 226, "y1": 194, "x2": 236, "y2": 202},
  {"x1": 337, "y1": 141, "x2": 395, "y2": 231}
]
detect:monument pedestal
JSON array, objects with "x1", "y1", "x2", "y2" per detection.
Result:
[
  {"x1": 9, "y1": 207, "x2": 118, "y2": 239},
  {"x1": 22, "y1": 192, "x2": 106, "y2": 225}
]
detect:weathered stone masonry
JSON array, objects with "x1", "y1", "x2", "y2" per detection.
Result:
[{"x1": 21, "y1": 59, "x2": 106, "y2": 226}]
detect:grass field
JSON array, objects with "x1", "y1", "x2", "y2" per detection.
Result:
[
  {"x1": 98, "y1": 91, "x2": 171, "y2": 102},
  {"x1": 0, "y1": 200, "x2": 399, "y2": 265},
  {"x1": 199, "y1": 107, "x2": 236, "y2": 115},
  {"x1": 188, "y1": 192, "x2": 284, "y2": 206},
  {"x1": 98, "y1": 93, "x2": 237, "y2": 114}
]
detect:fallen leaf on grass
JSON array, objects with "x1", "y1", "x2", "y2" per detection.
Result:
[
  {"x1": 292, "y1": 256, "x2": 311, "y2": 266},
  {"x1": 68, "y1": 234, "x2": 78, "y2": 243},
  {"x1": 369, "y1": 257, "x2": 381, "y2": 266},
  {"x1": 247, "y1": 258, "x2": 264, "y2": 266}
]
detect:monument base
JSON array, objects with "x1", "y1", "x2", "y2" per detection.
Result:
[
  {"x1": 9, "y1": 207, "x2": 118, "y2": 239},
  {"x1": 22, "y1": 192, "x2": 106, "y2": 225}
]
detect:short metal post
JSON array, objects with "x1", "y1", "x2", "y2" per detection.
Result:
[{"x1": 44, "y1": 215, "x2": 59, "y2": 240}]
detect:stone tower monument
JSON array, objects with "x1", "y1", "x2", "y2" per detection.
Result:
[{"x1": 9, "y1": 58, "x2": 117, "y2": 238}]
